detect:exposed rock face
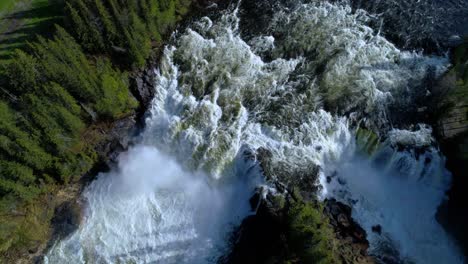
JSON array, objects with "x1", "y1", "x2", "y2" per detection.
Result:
[
  {"x1": 433, "y1": 40, "x2": 468, "y2": 258},
  {"x1": 130, "y1": 67, "x2": 156, "y2": 112},
  {"x1": 325, "y1": 199, "x2": 374, "y2": 264},
  {"x1": 222, "y1": 187, "x2": 288, "y2": 264},
  {"x1": 258, "y1": 147, "x2": 375, "y2": 263},
  {"x1": 94, "y1": 115, "x2": 137, "y2": 166},
  {"x1": 50, "y1": 200, "x2": 83, "y2": 241},
  {"x1": 257, "y1": 147, "x2": 321, "y2": 199},
  {"x1": 434, "y1": 69, "x2": 468, "y2": 139}
]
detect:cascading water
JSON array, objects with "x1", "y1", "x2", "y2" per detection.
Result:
[
  {"x1": 45, "y1": 0, "x2": 465, "y2": 263},
  {"x1": 44, "y1": 146, "x2": 261, "y2": 263},
  {"x1": 322, "y1": 127, "x2": 460, "y2": 263}
]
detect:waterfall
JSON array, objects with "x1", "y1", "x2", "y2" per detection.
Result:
[
  {"x1": 322, "y1": 127, "x2": 460, "y2": 263},
  {"x1": 45, "y1": 1, "x2": 465, "y2": 263}
]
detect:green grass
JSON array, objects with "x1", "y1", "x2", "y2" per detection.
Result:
[
  {"x1": 0, "y1": 0, "x2": 62, "y2": 61},
  {"x1": 0, "y1": 0, "x2": 18, "y2": 12}
]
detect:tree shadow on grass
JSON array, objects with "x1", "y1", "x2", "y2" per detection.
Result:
[{"x1": 0, "y1": 3, "x2": 62, "y2": 60}]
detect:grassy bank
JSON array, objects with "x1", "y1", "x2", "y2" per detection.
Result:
[{"x1": 0, "y1": 0, "x2": 62, "y2": 61}]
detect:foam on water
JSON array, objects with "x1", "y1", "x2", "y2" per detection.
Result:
[{"x1": 46, "y1": 1, "x2": 464, "y2": 263}]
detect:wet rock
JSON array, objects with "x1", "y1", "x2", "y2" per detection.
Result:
[
  {"x1": 324, "y1": 199, "x2": 373, "y2": 263},
  {"x1": 338, "y1": 213, "x2": 351, "y2": 228},
  {"x1": 50, "y1": 200, "x2": 83, "y2": 240},
  {"x1": 106, "y1": 117, "x2": 136, "y2": 163},
  {"x1": 248, "y1": 188, "x2": 262, "y2": 210},
  {"x1": 222, "y1": 188, "x2": 287, "y2": 264},
  {"x1": 237, "y1": 147, "x2": 375, "y2": 263},
  {"x1": 375, "y1": 244, "x2": 403, "y2": 264},
  {"x1": 94, "y1": 115, "x2": 137, "y2": 167},
  {"x1": 338, "y1": 177, "x2": 347, "y2": 185},
  {"x1": 130, "y1": 67, "x2": 156, "y2": 110},
  {"x1": 28, "y1": 246, "x2": 39, "y2": 254},
  {"x1": 256, "y1": 147, "x2": 321, "y2": 199},
  {"x1": 372, "y1": 225, "x2": 382, "y2": 235},
  {"x1": 434, "y1": 41, "x2": 468, "y2": 257}
]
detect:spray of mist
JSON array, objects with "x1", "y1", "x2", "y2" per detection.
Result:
[{"x1": 45, "y1": 146, "x2": 260, "y2": 263}]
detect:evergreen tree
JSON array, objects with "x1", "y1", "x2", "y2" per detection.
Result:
[
  {"x1": 73, "y1": 0, "x2": 105, "y2": 51},
  {"x1": 94, "y1": 0, "x2": 118, "y2": 44},
  {"x1": 4, "y1": 50, "x2": 39, "y2": 95}
]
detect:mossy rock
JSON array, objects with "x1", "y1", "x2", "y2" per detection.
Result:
[
  {"x1": 356, "y1": 128, "x2": 381, "y2": 156},
  {"x1": 287, "y1": 200, "x2": 338, "y2": 264},
  {"x1": 450, "y1": 39, "x2": 468, "y2": 105}
]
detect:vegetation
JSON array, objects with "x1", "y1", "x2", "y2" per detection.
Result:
[
  {"x1": 283, "y1": 191, "x2": 338, "y2": 264},
  {"x1": 356, "y1": 127, "x2": 380, "y2": 155},
  {"x1": 451, "y1": 39, "x2": 468, "y2": 112},
  {"x1": 0, "y1": 0, "x2": 63, "y2": 61},
  {"x1": 0, "y1": 0, "x2": 194, "y2": 260},
  {"x1": 0, "y1": 26, "x2": 136, "y2": 258},
  {"x1": 0, "y1": 0, "x2": 18, "y2": 12},
  {"x1": 64, "y1": 0, "x2": 191, "y2": 68}
]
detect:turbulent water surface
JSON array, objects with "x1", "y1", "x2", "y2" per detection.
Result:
[{"x1": 46, "y1": 0, "x2": 466, "y2": 263}]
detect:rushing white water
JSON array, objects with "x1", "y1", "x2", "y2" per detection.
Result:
[
  {"x1": 46, "y1": 1, "x2": 465, "y2": 263},
  {"x1": 44, "y1": 146, "x2": 261, "y2": 263},
  {"x1": 323, "y1": 128, "x2": 461, "y2": 263}
]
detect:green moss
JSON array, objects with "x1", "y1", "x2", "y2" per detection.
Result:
[
  {"x1": 451, "y1": 41, "x2": 468, "y2": 91},
  {"x1": 356, "y1": 127, "x2": 381, "y2": 155},
  {"x1": 286, "y1": 200, "x2": 338, "y2": 264}
]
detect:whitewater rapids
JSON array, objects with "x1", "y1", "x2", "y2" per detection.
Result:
[{"x1": 45, "y1": 1, "x2": 465, "y2": 263}]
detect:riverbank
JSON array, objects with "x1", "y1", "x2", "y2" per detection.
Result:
[{"x1": 8, "y1": 69, "x2": 153, "y2": 263}]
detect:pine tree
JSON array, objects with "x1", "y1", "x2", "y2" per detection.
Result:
[
  {"x1": 127, "y1": 10, "x2": 151, "y2": 67},
  {"x1": 4, "y1": 50, "x2": 39, "y2": 95},
  {"x1": 94, "y1": 0, "x2": 118, "y2": 44},
  {"x1": 65, "y1": 3, "x2": 87, "y2": 43},
  {"x1": 73, "y1": 0, "x2": 105, "y2": 51},
  {"x1": 140, "y1": 0, "x2": 161, "y2": 41}
]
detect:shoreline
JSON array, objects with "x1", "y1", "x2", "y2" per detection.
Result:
[{"x1": 29, "y1": 1, "x2": 229, "y2": 262}]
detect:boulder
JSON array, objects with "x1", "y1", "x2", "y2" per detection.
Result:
[
  {"x1": 50, "y1": 200, "x2": 83, "y2": 240},
  {"x1": 372, "y1": 225, "x2": 382, "y2": 235},
  {"x1": 130, "y1": 67, "x2": 156, "y2": 110},
  {"x1": 324, "y1": 199, "x2": 368, "y2": 246},
  {"x1": 222, "y1": 187, "x2": 288, "y2": 264}
]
